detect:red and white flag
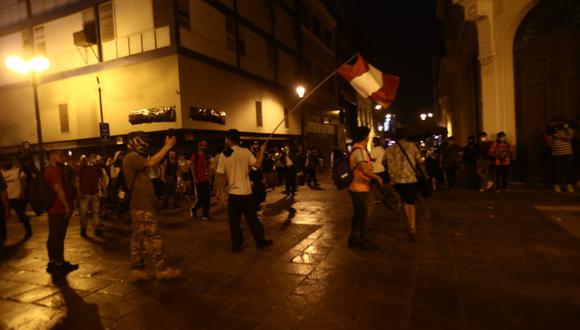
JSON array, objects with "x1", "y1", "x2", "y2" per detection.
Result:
[{"x1": 336, "y1": 54, "x2": 400, "y2": 108}]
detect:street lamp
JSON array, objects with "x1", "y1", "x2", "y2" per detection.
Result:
[
  {"x1": 374, "y1": 104, "x2": 382, "y2": 110},
  {"x1": 5, "y1": 55, "x2": 50, "y2": 163},
  {"x1": 427, "y1": 112, "x2": 433, "y2": 118},
  {"x1": 420, "y1": 113, "x2": 427, "y2": 121},
  {"x1": 295, "y1": 85, "x2": 306, "y2": 98}
]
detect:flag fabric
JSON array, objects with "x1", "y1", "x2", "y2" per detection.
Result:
[{"x1": 336, "y1": 54, "x2": 400, "y2": 107}]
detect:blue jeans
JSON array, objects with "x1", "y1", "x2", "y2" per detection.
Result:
[{"x1": 79, "y1": 194, "x2": 102, "y2": 231}]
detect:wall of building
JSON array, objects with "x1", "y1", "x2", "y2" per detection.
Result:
[
  {"x1": 178, "y1": 55, "x2": 301, "y2": 136},
  {"x1": 0, "y1": 55, "x2": 181, "y2": 147}
]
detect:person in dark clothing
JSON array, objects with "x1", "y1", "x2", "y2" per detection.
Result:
[
  {"x1": 281, "y1": 143, "x2": 297, "y2": 197},
  {"x1": 161, "y1": 151, "x2": 179, "y2": 208},
  {"x1": 305, "y1": 147, "x2": 321, "y2": 187},
  {"x1": 0, "y1": 173, "x2": 11, "y2": 245},
  {"x1": 250, "y1": 142, "x2": 267, "y2": 211},
  {"x1": 462, "y1": 136, "x2": 480, "y2": 189},
  {"x1": 439, "y1": 137, "x2": 463, "y2": 189},
  {"x1": 262, "y1": 152, "x2": 276, "y2": 191}
]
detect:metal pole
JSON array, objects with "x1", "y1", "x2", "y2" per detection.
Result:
[
  {"x1": 32, "y1": 74, "x2": 45, "y2": 167},
  {"x1": 97, "y1": 77, "x2": 106, "y2": 156}
]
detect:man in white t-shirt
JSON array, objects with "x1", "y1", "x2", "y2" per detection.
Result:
[
  {"x1": 0, "y1": 158, "x2": 32, "y2": 240},
  {"x1": 215, "y1": 129, "x2": 273, "y2": 253}
]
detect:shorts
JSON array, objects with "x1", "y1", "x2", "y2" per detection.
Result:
[{"x1": 394, "y1": 183, "x2": 417, "y2": 205}]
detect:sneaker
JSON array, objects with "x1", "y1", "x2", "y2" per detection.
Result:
[
  {"x1": 566, "y1": 185, "x2": 575, "y2": 193},
  {"x1": 485, "y1": 181, "x2": 495, "y2": 191},
  {"x1": 257, "y1": 239, "x2": 274, "y2": 249},
  {"x1": 129, "y1": 269, "x2": 154, "y2": 282},
  {"x1": 47, "y1": 261, "x2": 79, "y2": 273},
  {"x1": 155, "y1": 267, "x2": 181, "y2": 280},
  {"x1": 94, "y1": 229, "x2": 104, "y2": 238},
  {"x1": 554, "y1": 185, "x2": 562, "y2": 193},
  {"x1": 408, "y1": 231, "x2": 417, "y2": 242}
]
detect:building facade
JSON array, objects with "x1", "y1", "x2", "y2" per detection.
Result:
[
  {"x1": 438, "y1": 0, "x2": 580, "y2": 182},
  {"x1": 0, "y1": 0, "x2": 351, "y2": 155}
]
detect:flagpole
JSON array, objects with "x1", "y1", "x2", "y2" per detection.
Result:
[{"x1": 266, "y1": 53, "x2": 358, "y2": 141}]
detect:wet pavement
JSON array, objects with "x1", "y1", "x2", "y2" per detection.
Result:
[{"x1": 1, "y1": 178, "x2": 580, "y2": 329}]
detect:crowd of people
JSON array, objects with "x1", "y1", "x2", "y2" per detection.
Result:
[{"x1": 2, "y1": 119, "x2": 578, "y2": 281}]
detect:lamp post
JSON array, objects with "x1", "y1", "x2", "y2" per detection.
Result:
[
  {"x1": 295, "y1": 85, "x2": 306, "y2": 98},
  {"x1": 5, "y1": 55, "x2": 50, "y2": 164}
]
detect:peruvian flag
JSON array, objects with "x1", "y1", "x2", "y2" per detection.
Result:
[{"x1": 337, "y1": 54, "x2": 400, "y2": 108}]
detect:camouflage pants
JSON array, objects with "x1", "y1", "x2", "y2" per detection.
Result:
[{"x1": 130, "y1": 210, "x2": 166, "y2": 270}]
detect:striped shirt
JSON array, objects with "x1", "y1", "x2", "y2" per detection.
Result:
[{"x1": 550, "y1": 131, "x2": 573, "y2": 156}]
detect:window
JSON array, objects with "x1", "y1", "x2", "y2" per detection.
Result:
[
  {"x1": 312, "y1": 18, "x2": 321, "y2": 38},
  {"x1": 99, "y1": 2, "x2": 115, "y2": 42},
  {"x1": 267, "y1": 42, "x2": 274, "y2": 68},
  {"x1": 22, "y1": 29, "x2": 33, "y2": 57},
  {"x1": 255, "y1": 101, "x2": 263, "y2": 127},
  {"x1": 59, "y1": 104, "x2": 69, "y2": 133},
  {"x1": 33, "y1": 25, "x2": 46, "y2": 55},
  {"x1": 152, "y1": 0, "x2": 169, "y2": 28},
  {"x1": 177, "y1": 0, "x2": 190, "y2": 30},
  {"x1": 323, "y1": 29, "x2": 333, "y2": 49},
  {"x1": 284, "y1": 108, "x2": 289, "y2": 128},
  {"x1": 225, "y1": 17, "x2": 235, "y2": 51},
  {"x1": 237, "y1": 30, "x2": 246, "y2": 56}
]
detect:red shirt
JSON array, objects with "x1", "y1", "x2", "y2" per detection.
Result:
[
  {"x1": 191, "y1": 152, "x2": 209, "y2": 182},
  {"x1": 76, "y1": 165, "x2": 102, "y2": 195},
  {"x1": 44, "y1": 166, "x2": 70, "y2": 215}
]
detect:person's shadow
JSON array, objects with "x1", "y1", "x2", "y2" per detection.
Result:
[
  {"x1": 50, "y1": 273, "x2": 105, "y2": 330},
  {"x1": 262, "y1": 197, "x2": 297, "y2": 230}
]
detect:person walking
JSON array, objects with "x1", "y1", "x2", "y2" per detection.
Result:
[
  {"x1": 476, "y1": 132, "x2": 495, "y2": 192},
  {"x1": 190, "y1": 141, "x2": 212, "y2": 221},
  {"x1": 347, "y1": 127, "x2": 384, "y2": 249},
  {"x1": 76, "y1": 154, "x2": 106, "y2": 238},
  {"x1": 546, "y1": 121, "x2": 575, "y2": 192},
  {"x1": 370, "y1": 137, "x2": 387, "y2": 202},
  {"x1": 490, "y1": 132, "x2": 512, "y2": 192},
  {"x1": 1, "y1": 157, "x2": 32, "y2": 240},
  {"x1": 215, "y1": 129, "x2": 273, "y2": 253},
  {"x1": 45, "y1": 150, "x2": 78, "y2": 273},
  {"x1": 385, "y1": 129, "x2": 422, "y2": 241},
  {"x1": 123, "y1": 132, "x2": 181, "y2": 282}
]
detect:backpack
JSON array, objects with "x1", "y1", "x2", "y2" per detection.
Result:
[
  {"x1": 332, "y1": 148, "x2": 362, "y2": 190},
  {"x1": 28, "y1": 170, "x2": 56, "y2": 215}
]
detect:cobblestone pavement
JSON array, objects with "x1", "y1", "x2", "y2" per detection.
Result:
[{"x1": 1, "y1": 178, "x2": 580, "y2": 329}]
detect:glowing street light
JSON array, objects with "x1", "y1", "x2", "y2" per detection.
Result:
[
  {"x1": 374, "y1": 104, "x2": 382, "y2": 110},
  {"x1": 386, "y1": 113, "x2": 392, "y2": 119},
  {"x1": 295, "y1": 85, "x2": 306, "y2": 98},
  {"x1": 427, "y1": 112, "x2": 433, "y2": 118},
  {"x1": 420, "y1": 113, "x2": 427, "y2": 121},
  {"x1": 5, "y1": 55, "x2": 51, "y2": 162},
  {"x1": 378, "y1": 125, "x2": 384, "y2": 132}
]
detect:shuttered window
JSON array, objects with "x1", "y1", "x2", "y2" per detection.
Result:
[
  {"x1": 153, "y1": 0, "x2": 169, "y2": 28},
  {"x1": 59, "y1": 104, "x2": 70, "y2": 133},
  {"x1": 99, "y1": 2, "x2": 115, "y2": 42},
  {"x1": 33, "y1": 25, "x2": 46, "y2": 54},
  {"x1": 256, "y1": 101, "x2": 263, "y2": 127},
  {"x1": 22, "y1": 29, "x2": 33, "y2": 57}
]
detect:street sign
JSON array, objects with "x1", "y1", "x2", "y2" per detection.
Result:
[{"x1": 99, "y1": 122, "x2": 110, "y2": 142}]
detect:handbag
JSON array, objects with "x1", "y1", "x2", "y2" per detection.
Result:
[{"x1": 396, "y1": 141, "x2": 433, "y2": 199}]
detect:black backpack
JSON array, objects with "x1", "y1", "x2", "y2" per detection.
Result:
[
  {"x1": 332, "y1": 148, "x2": 363, "y2": 190},
  {"x1": 28, "y1": 169, "x2": 56, "y2": 215}
]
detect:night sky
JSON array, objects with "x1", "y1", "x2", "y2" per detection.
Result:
[{"x1": 329, "y1": 0, "x2": 442, "y2": 123}]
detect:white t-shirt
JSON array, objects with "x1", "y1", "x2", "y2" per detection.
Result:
[
  {"x1": 216, "y1": 146, "x2": 256, "y2": 195},
  {"x1": 1, "y1": 167, "x2": 25, "y2": 199},
  {"x1": 370, "y1": 146, "x2": 386, "y2": 173}
]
